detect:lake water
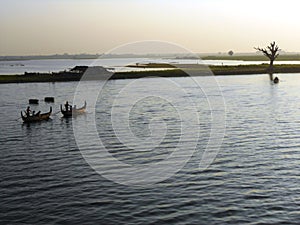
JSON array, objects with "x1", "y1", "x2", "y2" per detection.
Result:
[
  {"x1": 1, "y1": 58, "x2": 300, "y2": 75},
  {"x1": 1, "y1": 73, "x2": 300, "y2": 224}
]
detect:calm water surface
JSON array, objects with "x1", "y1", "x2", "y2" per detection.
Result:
[{"x1": 1, "y1": 74, "x2": 300, "y2": 224}]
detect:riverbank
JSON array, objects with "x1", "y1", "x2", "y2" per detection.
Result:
[
  {"x1": 2, "y1": 53, "x2": 300, "y2": 61},
  {"x1": 1, "y1": 64, "x2": 300, "y2": 83},
  {"x1": 202, "y1": 54, "x2": 300, "y2": 61}
]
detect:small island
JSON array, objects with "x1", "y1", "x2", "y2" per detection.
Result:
[{"x1": 1, "y1": 63, "x2": 300, "y2": 84}]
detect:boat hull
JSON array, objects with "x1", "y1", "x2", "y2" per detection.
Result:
[
  {"x1": 61, "y1": 101, "x2": 86, "y2": 118},
  {"x1": 21, "y1": 107, "x2": 52, "y2": 123}
]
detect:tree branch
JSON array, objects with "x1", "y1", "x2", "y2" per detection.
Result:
[{"x1": 254, "y1": 41, "x2": 280, "y2": 61}]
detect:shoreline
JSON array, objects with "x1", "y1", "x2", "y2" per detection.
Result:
[
  {"x1": 2, "y1": 54, "x2": 300, "y2": 61},
  {"x1": 1, "y1": 64, "x2": 300, "y2": 84}
]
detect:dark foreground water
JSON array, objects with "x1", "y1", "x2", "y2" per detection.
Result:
[{"x1": 1, "y1": 74, "x2": 300, "y2": 224}]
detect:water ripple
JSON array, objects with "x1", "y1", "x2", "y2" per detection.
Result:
[{"x1": 1, "y1": 75, "x2": 300, "y2": 224}]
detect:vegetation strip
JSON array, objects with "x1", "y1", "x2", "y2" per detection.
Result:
[{"x1": 1, "y1": 64, "x2": 300, "y2": 83}]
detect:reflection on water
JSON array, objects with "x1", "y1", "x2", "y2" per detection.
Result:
[{"x1": 1, "y1": 74, "x2": 300, "y2": 224}]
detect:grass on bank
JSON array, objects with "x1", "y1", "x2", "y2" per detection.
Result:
[
  {"x1": 2, "y1": 64, "x2": 300, "y2": 83},
  {"x1": 202, "y1": 54, "x2": 300, "y2": 61}
]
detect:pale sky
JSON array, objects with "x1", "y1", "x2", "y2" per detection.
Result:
[{"x1": 1, "y1": 0, "x2": 300, "y2": 55}]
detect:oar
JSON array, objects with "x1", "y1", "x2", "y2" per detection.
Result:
[
  {"x1": 15, "y1": 116, "x2": 22, "y2": 121},
  {"x1": 52, "y1": 111, "x2": 61, "y2": 116},
  {"x1": 16, "y1": 111, "x2": 26, "y2": 121}
]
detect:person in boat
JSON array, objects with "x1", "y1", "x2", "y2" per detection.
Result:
[
  {"x1": 25, "y1": 106, "x2": 31, "y2": 117},
  {"x1": 32, "y1": 111, "x2": 41, "y2": 116},
  {"x1": 65, "y1": 101, "x2": 70, "y2": 112}
]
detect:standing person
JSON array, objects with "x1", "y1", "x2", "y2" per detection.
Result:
[
  {"x1": 25, "y1": 106, "x2": 31, "y2": 116},
  {"x1": 65, "y1": 101, "x2": 70, "y2": 111}
]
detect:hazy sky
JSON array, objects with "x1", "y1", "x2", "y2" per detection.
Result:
[{"x1": 1, "y1": 0, "x2": 300, "y2": 55}]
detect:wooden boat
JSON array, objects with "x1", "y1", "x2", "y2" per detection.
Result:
[
  {"x1": 29, "y1": 99, "x2": 39, "y2": 104},
  {"x1": 21, "y1": 107, "x2": 52, "y2": 123},
  {"x1": 44, "y1": 97, "x2": 55, "y2": 102},
  {"x1": 60, "y1": 101, "x2": 86, "y2": 118}
]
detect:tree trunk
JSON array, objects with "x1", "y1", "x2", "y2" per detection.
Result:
[
  {"x1": 268, "y1": 59, "x2": 274, "y2": 81},
  {"x1": 254, "y1": 42, "x2": 279, "y2": 82}
]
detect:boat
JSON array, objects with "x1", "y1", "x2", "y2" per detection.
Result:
[
  {"x1": 21, "y1": 107, "x2": 52, "y2": 123},
  {"x1": 29, "y1": 99, "x2": 39, "y2": 104},
  {"x1": 60, "y1": 101, "x2": 86, "y2": 118},
  {"x1": 44, "y1": 97, "x2": 55, "y2": 102}
]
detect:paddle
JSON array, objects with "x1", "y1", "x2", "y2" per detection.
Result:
[
  {"x1": 15, "y1": 110, "x2": 26, "y2": 121},
  {"x1": 52, "y1": 111, "x2": 61, "y2": 116},
  {"x1": 15, "y1": 116, "x2": 22, "y2": 121}
]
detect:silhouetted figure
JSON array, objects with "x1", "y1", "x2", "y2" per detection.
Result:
[
  {"x1": 273, "y1": 77, "x2": 279, "y2": 84},
  {"x1": 32, "y1": 111, "x2": 41, "y2": 116},
  {"x1": 26, "y1": 106, "x2": 31, "y2": 117},
  {"x1": 65, "y1": 101, "x2": 70, "y2": 111}
]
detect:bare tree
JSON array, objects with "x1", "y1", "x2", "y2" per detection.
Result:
[{"x1": 255, "y1": 41, "x2": 280, "y2": 81}]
